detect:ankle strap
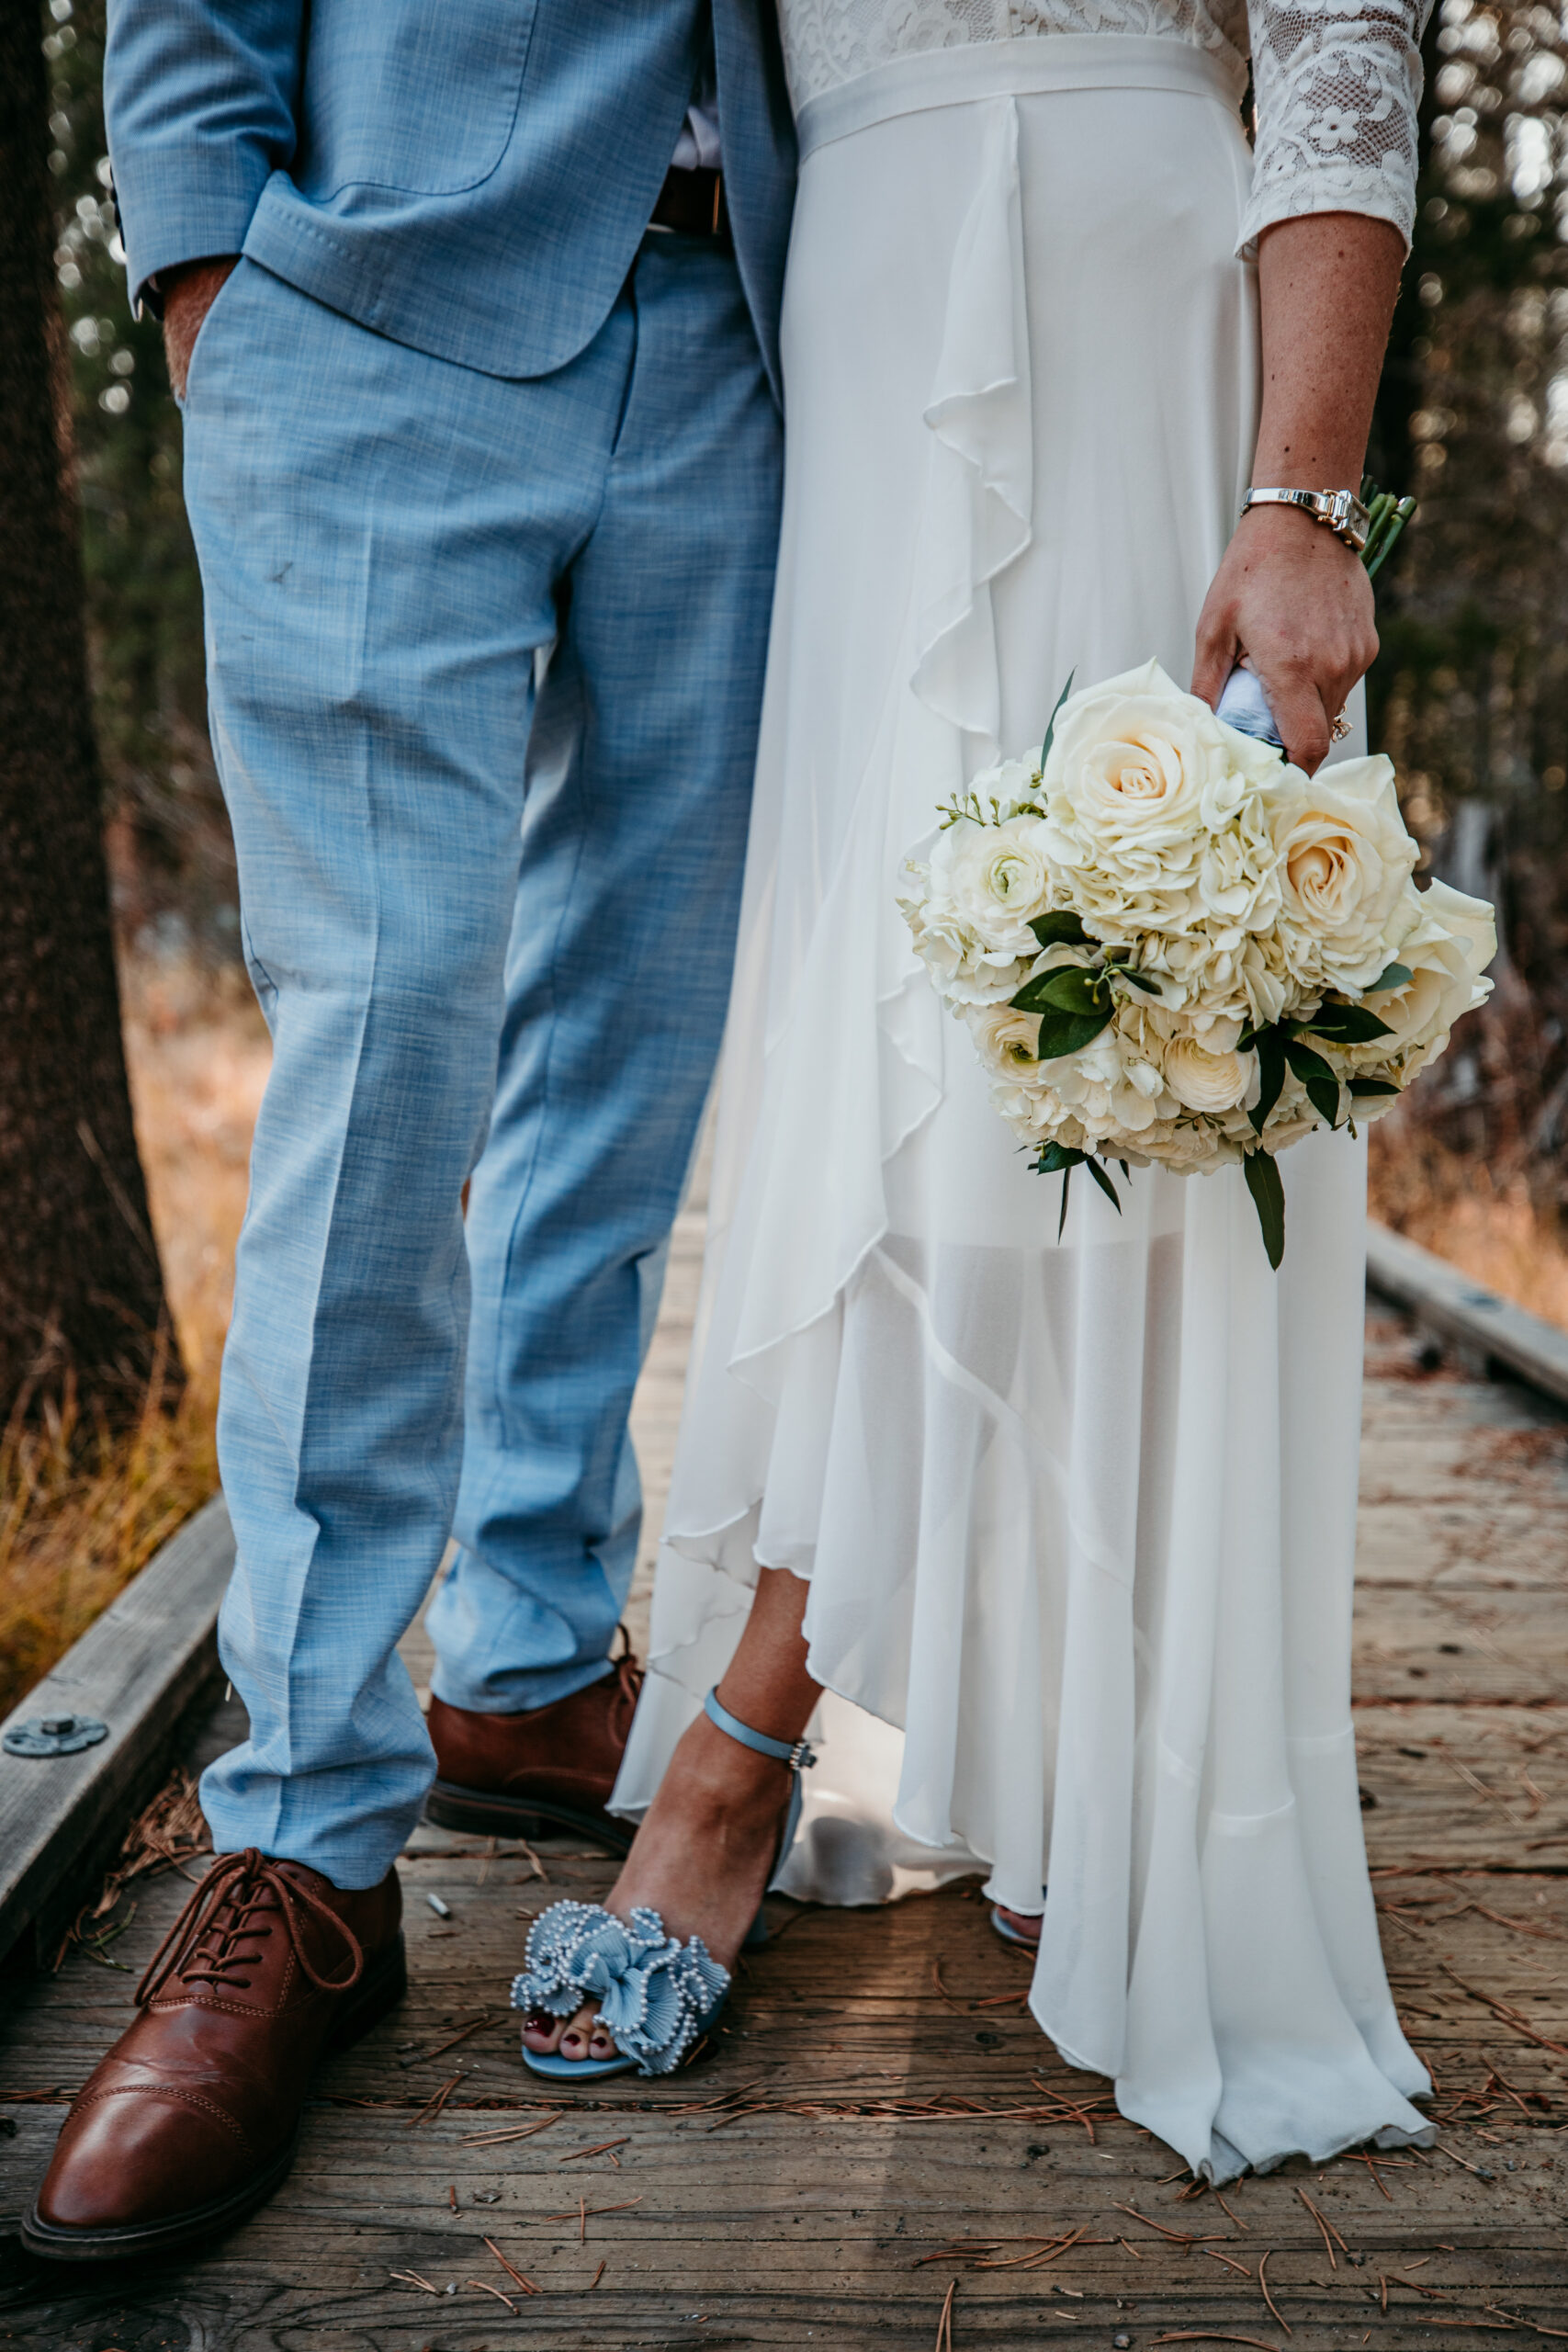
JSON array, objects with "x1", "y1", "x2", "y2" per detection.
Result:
[{"x1": 705, "y1": 1688, "x2": 817, "y2": 1772}]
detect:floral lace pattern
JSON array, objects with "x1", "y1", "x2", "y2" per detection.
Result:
[
  {"x1": 776, "y1": 0, "x2": 1431, "y2": 247},
  {"x1": 511, "y1": 1901, "x2": 730, "y2": 2076}
]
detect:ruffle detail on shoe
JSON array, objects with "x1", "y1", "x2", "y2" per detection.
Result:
[{"x1": 510, "y1": 1901, "x2": 730, "y2": 2077}]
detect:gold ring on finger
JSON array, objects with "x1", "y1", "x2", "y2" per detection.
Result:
[{"x1": 1330, "y1": 711, "x2": 1351, "y2": 742}]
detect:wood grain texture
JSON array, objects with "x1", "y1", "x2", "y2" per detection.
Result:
[
  {"x1": 1368, "y1": 1219, "x2": 1568, "y2": 1408},
  {"x1": 1, "y1": 1283, "x2": 1565, "y2": 2347},
  {"x1": 0, "y1": 1495, "x2": 232, "y2": 1967}
]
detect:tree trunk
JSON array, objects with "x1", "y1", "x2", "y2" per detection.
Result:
[{"x1": 0, "y1": 0, "x2": 181, "y2": 1430}]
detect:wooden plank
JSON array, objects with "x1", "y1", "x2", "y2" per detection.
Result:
[
  {"x1": 6, "y1": 1249, "x2": 1568, "y2": 2343},
  {"x1": 4, "y1": 1841, "x2": 1567, "y2": 2346},
  {"x1": 1368, "y1": 1219, "x2": 1568, "y2": 1408},
  {"x1": 1352, "y1": 1588, "x2": 1568, "y2": 1704},
  {"x1": 0, "y1": 1494, "x2": 233, "y2": 1968},
  {"x1": 1356, "y1": 1497, "x2": 1568, "y2": 1589}
]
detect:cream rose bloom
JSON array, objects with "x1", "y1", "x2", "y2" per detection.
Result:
[
  {"x1": 1041, "y1": 659, "x2": 1284, "y2": 936},
  {"x1": 1348, "y1": 878, "x2": 1496, "y2": 1079},
  {"x1": 1271, "y1": 756, "x2": 1420, "y2": 991}
]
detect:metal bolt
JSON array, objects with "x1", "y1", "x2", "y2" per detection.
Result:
[{"x1": 3, "y1": 1713, "x2": 110, "y2": 1758}]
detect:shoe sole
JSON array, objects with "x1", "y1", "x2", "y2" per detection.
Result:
[
  {"x1": 423, "y1": 1781, "x2": 632, "y2": 1854},
  {"x1": 19, "y1": 1935, "x2": 409, "y2": 2264}
]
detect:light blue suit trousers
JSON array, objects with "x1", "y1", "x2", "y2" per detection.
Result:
[{"x1": 183, "y1": 243, "x2": 782, "y2": 1885}]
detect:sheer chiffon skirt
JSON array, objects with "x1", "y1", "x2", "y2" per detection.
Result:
[{"x1": 614, "y1": 42, "x2": 1432, "y2": 2180}]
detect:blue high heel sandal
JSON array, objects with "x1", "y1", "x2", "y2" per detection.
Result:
[{"x1": 511, "y1": 1687, "x2": 817, "y2": 2081}]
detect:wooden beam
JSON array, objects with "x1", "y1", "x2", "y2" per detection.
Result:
[
  {"x1": 1367, "y1": 1220, "x2": 1568, "y2": 1409},
  {"x1": 0, "y1": 1495, "x2": 232, "y2": 1968}
]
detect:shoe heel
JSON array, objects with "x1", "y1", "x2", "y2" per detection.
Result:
[{"x1": 327, "y1": 1933, "x2": 408, "y2": 2052}]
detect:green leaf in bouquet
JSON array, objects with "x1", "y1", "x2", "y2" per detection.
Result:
[
  {"x1": 1243, "y1": 1149, "x2": 1286, "y2": 1271},
  {"x1": 1283, "y1": 1036, "x2": 1341, "y2": 1130},
  {"x1": 1249, "y1": 1023, "x2": 1287, "y2": 1136},
  {"x1": 1036, "y1": 1141, "x2": 1082, "y2": 1175},
  {"x1": 1034, "y1": 1141, "x2": 1084, "y2": 1241},
  {"x1": 1039, "y1": 668, "x2": 1076, "y2": 773},
  {"x1": 1298, "y1": 1001, "x2": 1395, "y2": 1046},
  {"x1": 1030, "y1": 909, "x2": 1090, "y2": 950},
  {"x1": 1084, "y1": 1157, "x2": 1122, "y2": 1214},
  {"x1": 1112, "y1": 965, "x2": 1164, "y2": 997},
  {"x1": 1033, "y1": 1005, "x2": 1114, "y2": 1060},
  {"x1": 1010, "y1": 965, "x2": 1103, "y2": 1014},
  {"x1": 1035, "y1": 965, "x2": 1109, "y2": 1014},
  {"x1": 1367, "y1": 961, "x2": 1413, "y2": 994},
  {"x1": 1010, "y1": 963, "x2": 1113, "y2": 1057},
  {"x1": 1348, "y1": 1076, "x2": 1400, "y2": 1097}
]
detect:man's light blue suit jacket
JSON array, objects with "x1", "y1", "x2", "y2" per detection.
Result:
[{"x1": 105, "y1": 0, "x2": 796, "y2": 402}]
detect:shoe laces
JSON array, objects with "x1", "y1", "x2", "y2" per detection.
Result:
[
  {"x1": 135, "y1": 1849, "x2": 366, "y2": 2007},
  {"x1": 611, "y1": 1623, "x2": 644, "y2": 1716}
]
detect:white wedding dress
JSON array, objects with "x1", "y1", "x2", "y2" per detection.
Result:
[{"x1": 615, "y1": 0, "x2": 1435, "y2": 2180}]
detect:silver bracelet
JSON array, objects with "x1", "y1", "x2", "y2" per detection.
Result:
[{"x1": 1242, "y1": 487, "x2": 1371, "y2": 554}]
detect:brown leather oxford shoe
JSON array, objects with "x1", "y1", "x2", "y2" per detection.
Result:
[
  {"x1": 24, "y1": 1849, "x2": 404, "y2": 2261},
  {"x1": 424, "y1": 1635, "x2": 643, "y2": 1851}
]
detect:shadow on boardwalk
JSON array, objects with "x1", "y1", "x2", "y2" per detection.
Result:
[{"x1": 2, "y1": 1229, "x2": 1566, "y2": 2344}]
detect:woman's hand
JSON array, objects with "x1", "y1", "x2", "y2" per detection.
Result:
[
  {"x1": 1191, "y1": 209, "x2": 1404, "y2": 773},
  {"x1": 1191, "y1": 506, "x2": 1377, "y2": 774}
]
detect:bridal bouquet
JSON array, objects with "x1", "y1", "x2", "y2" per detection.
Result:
[{"x1": 898, "y1": 660, "x2": 1495, "y2": 1264}]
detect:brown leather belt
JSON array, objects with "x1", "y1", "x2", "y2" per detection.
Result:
[{"x1": 649, "y1": 164, "x2": 730, "y2": 241}]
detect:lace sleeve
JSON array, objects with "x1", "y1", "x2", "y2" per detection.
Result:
[{"x1": 1239, "y1": 0, "x2": 1431, "y2": 254}]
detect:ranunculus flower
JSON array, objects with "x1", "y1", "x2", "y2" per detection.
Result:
[
  {"x1": 1162, "y1": 1035, "x2": 1255, "y2": 1114},
  {"x1": 1271, "y1": 756, "x2": 1419, "y2": 991},
  {"x1": 926, "y1": 811, "x2": 1055, "y2": 958},
  {"x1": 967, "y1": 1003, "x2": 1047, "y2": 1076}
]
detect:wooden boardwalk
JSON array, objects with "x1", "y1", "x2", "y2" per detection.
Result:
[{"x1": 3, "y1": 1193, "x2": 1567, "y2": 2346}]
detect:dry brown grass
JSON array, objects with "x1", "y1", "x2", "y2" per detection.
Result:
[
  {"x1": 1369, "y1": 1104, "x2": 1568, "y2": 1337},
  {"x1": 0, "y1": 958, "x2": 270, "y2": 1719},
  {"x1": 4, "y1": 947, "x2": 1565, "y2": 1721}
]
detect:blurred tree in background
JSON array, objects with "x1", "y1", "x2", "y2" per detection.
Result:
[
  {"x1": 26, "y1": 0, "x2": 1568, "y2": 1232},
  {"x1": 1, "y1": 0, "x2": 178, "y2": 1431},
  {"x1": 39, "y1": 0, "x2": 236, "y2": 956},
  {"x1": 1368, "y1": 0, "x2": 1568, "y2": 1223}
]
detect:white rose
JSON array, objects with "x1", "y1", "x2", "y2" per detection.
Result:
[
  {"x1": 1162, "y1": 1034, "x2": 1256, "y2": 1114},
  {"x1": 1349, "y1": 877, "x2": 1496, "y2": 1078},
  {"x1": 1042, "y1": 660, "x2": 1284, "y2": 927},
  {"x1": 927, "y1": 814, "x2": 1055, "y2": 958},
  {"x1": 1271, "y1": 757, "x2": 1419, "y2": 991}
]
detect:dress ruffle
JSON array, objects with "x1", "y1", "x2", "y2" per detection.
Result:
[{"x1": 614, "y1": 52, "x2": 1432, "y2": 2182}]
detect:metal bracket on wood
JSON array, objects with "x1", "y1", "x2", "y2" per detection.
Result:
[
  {"x1": 2, "y1": 1714, "x2": 109, "y2": 1758},
  {"x1": 0, "y1": 1494, "x2": 234, "y2": 1967}
]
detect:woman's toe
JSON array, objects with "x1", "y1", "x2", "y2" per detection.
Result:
[
  {"x1": 522, "y1": 2007, "x2": 566, "y2": 2054},
  {"x1": 558, "y1": 2002, "x2": 609, "y2": 2062}
]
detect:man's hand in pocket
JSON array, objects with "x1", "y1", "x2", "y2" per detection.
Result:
[{"x1": 162, "y1": 256, "x2": 239, "y2": 400}]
